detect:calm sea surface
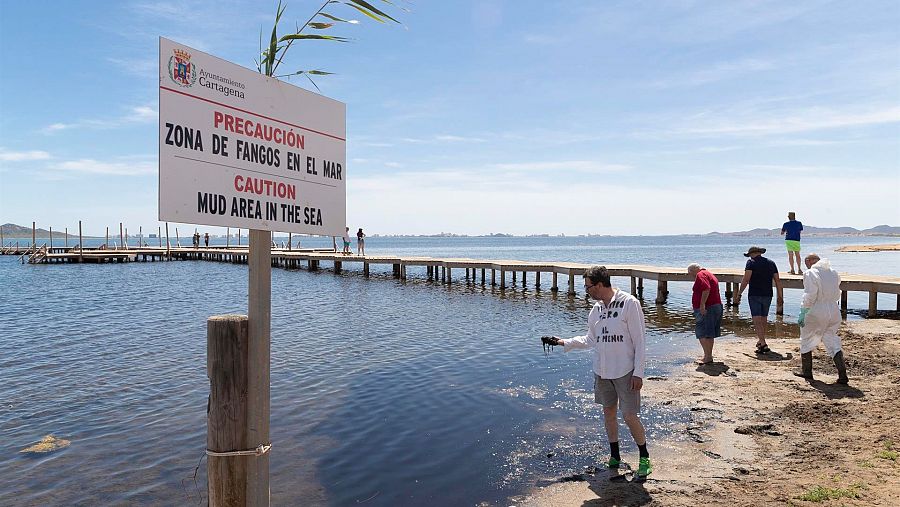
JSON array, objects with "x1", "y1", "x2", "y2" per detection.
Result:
[{"x1": 1, "y1": 235, "x2": 897, "y2": 506}]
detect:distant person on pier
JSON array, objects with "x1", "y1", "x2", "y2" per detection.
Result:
[
  {"x1": 688, "y1": 263, "x2": 723, "y2": 365},
  {"x1": 342, "y1": 227, "x2": 352, "y2": 256},
  {"x1": 734, "y1": 247, "x2": 784, "y2": 355},
  {"x1": 540, "y1": 266, "x2": 653, "y2": 480},
  {"x1": 356, "y1": 228, "x2": 366, "y2": 256},
  {"x1": 781, "y1": 211, "x2": 804, "y2": 274},
  {"x1": 794, "y1": 254, "x2": 848, "y2": 383},
  {"x1": 203, "y1": 232, "x2": 209, "y2": 247}
]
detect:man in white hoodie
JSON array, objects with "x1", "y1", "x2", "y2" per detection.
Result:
[
  {"x1": 541, "y1": 266, "x2": 651, "y2": 479},
  {"x1": 793, "y1": 253, "x2": 848, "y2": 384}
]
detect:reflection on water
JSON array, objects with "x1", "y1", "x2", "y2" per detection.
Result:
[{"x1": 0, "y1": 235, "x2": 895, "y2": 506}]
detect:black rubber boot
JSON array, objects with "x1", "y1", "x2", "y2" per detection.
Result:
[
  {"x1": 833, "y1": 351, "x2": 849, "y2": 384},
  {"x1": 793, "y1": 352, "x2": 813, "y2": 379}
]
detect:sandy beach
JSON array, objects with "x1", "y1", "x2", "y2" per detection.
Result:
[
  {"x1": 518, "y1": 319, "x2": 900, "y2": 506},
  {"x1": 835, "y1": 244, "x2": 900, "y2": 252}
]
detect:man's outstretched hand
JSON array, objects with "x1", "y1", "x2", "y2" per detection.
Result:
[{"x1": 541, "y1": 336, "x2": 561, "y2": 347}]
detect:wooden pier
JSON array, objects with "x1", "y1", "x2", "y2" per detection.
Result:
[{"x1": 4, "y1": 242, "x2": 899, "y2": 317}]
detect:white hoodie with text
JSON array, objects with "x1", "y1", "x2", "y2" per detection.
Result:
[{"x1": 563, "y1": 289, "x2": 646, "y2": 379}]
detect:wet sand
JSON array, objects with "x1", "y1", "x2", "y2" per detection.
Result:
[
  {"x1": 835, "y1": 243, "x2": 900, "y2": 252},
  {"x1": 516, "y1": 319, "x2": 900, "y2": 506}
]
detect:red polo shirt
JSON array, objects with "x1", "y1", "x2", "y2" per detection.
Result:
[{"x1": 692, "y1": 269, "x2": 722, "y2": 309}]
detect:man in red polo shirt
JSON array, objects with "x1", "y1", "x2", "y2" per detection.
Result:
[{"x1": 688, "y1": 263, "x2": 723, "y2": 365}]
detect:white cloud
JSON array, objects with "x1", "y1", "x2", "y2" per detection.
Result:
[
  {"x1": 126, "y1": 106, "x2": 158, "y2": 122},
  {"x1": 50, "y1": 157, "x2": 157, "y2": 176},
  {"x1": 649, "y1": 58, "x2": 777, "y2": 89},
  {"x1": 435, "y1": 134, "x2": 486, "y2": 143},
  {"x1": 348, "y1": 170, "x2": 899, "y2": 235},
  {"x1": 0, "y1": 148, "x2": 52, "y2": 162},
  {"x1": 399, "y1": 134, "x2": 488, "y2": 144},
  {"x1": 490, "y1": 161, "x2": 631, "y2": 173},
  {"x1": 652, "y1": 104, "x2": 900, "y2": 139},
  {"x1": 41, "y1": 104, "x2": 158, "y2": 135},
  {"x1": 107, "y1": 57, "x2": 157, "y2": 77}
]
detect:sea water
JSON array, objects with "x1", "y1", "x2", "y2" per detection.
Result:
[{"x1": 1, "y1": 235, "x2": 897, "y2": 505}]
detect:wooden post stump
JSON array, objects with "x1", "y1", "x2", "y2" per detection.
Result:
[
  {"x1": 500, "y1": 269, "x2": 506, "y2": 289},
  {"x1": 552, "y1": 272, "x2": 558, "y2": 292},
  {"x1": 567, "y1": 269, "x2": 576, "y2": 296},
  {"x1": 869, "y1": 291, "x2": 878, "y2": 317},
  {"x1": 841, "y1": 290, "x2": 848, "y2": 316},
  {"x1": 207, "y1": 314, "x2": 266, "y2": 507}
]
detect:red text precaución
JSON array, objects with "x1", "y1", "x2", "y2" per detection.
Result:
[{"x1": 214, "y1": 111, "x2": 305, "y2": 150}]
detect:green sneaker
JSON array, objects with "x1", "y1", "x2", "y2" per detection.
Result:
[
  {"x1": 637, "y1": 457, "x2": 652, "y2": 477},
  {"x1": 607, "y1": 457, "x2": 621, "y2": 469}
]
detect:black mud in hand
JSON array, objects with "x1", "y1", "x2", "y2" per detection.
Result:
[{"x1": 541, "y1": 336, "x2": 560, "y2": 352}]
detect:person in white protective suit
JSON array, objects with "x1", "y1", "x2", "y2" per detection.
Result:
[{"x1": 793, "y1": 254, "x2": 849, "y2": 383}]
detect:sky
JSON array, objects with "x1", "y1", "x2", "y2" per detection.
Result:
[{"x1": 1, "y1": 0, "x2": 899, "y2": 236}]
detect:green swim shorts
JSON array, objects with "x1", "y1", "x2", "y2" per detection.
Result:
[{"x1": 785, "y1": 240, "x2": 801, "y2": 252}]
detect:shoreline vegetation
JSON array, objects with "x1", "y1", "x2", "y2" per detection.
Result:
[
  {"x1": 518, "y1": 319, "x2": 900, "y2": 506},
  {"x1": 1, "y1": 222, "x2": 898, "y2": 239}
]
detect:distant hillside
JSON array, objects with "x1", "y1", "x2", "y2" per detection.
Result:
[
  {"x1": 1, "y1": 223, "x2": 84, "y2": 239},
  {"x1": 707, "y1": 225, "x2": 900, "y2": 237}
]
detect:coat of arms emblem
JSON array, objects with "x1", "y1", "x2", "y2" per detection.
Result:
[{"x1": 168, "y1": 49, "x2": 197, "y2": 87}]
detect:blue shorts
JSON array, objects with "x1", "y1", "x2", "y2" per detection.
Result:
[
  {"x1": 694, "y1": 304, "x2": 723, "y2": 338},
  {"x1": 748, "y1": 295, "x2": 772, "y2": 317}
]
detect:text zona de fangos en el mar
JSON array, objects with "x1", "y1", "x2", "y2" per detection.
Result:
[{"x1": 165, "y1": 110, "x2": 343, "y2": 227}]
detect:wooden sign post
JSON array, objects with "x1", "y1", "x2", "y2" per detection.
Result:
[{"x1": 159, "y1": 38, "x2": 345, "y2": 507}]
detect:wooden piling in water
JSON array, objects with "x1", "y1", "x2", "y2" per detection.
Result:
[
  {"x1": 78, "y1": 221, "x2": 83, "y2": 263},
  {"x1": 655, "y1": 280, "x2": 668, "y2": 304},
  {"x1": 567, "y1": 269, "x2": 576, "y2": 296},
  {"x1": 552, "y1": 272, "x2": 558, "y2": 292},
  {"x1": 841, "y1": 290, "x2": 848, "y2": 316},
  {"x1": 869, "y1": 291, "x2": 877, "y2": 317},
  {"x1": 207, "y1": 314, "x2": 257, "y2": 507}
]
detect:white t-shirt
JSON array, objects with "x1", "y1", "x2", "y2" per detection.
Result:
[{"x1": 563, "y1": 289, "x2": 647, "y2": 379}]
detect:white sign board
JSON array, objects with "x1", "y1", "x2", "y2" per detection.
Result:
[{"x1": 158, "y1": 37, "x2": 346, "y2": 236}]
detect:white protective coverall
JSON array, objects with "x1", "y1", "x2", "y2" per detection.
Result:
[{"x1": 800, "y1": 258, "x2": 842, "y2": 356}]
